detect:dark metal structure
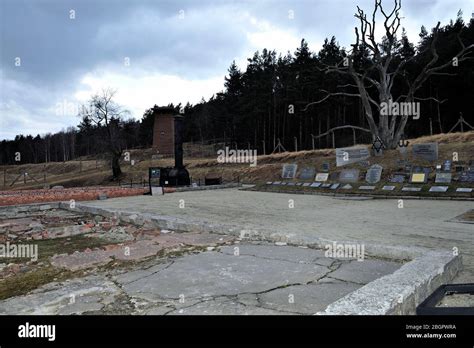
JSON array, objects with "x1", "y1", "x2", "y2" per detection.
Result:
[{"x1": 149, "y1": 112, "x2": 190, "y2": 188}]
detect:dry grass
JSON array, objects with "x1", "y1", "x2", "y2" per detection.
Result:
[{"x1": 1, "y1": 131, "x2": 473, "y2": 189}]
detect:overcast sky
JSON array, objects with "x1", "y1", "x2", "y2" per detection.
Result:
[{"x1": 0, "y1": 0, "x2": 472, "y2": 140}]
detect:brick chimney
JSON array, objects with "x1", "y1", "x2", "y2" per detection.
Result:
[{"x1": 152, "y1": 107, "x2": 176, "y2": 155}]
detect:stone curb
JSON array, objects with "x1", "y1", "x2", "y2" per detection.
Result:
[
  {"x1": 317, "y1": 251, "x2": 461, "y2": 315},
  {"x1": 253, "y1": 187, "x2": 474, "y2": 201}
]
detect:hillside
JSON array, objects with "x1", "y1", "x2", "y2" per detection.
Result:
[{"x1": 1, "y1": 131, "x2": 473, "y2": 191}]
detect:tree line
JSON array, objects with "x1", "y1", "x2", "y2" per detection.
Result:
[{"x1": 1, "y1": 9, "x2": 473, "y2": 169}]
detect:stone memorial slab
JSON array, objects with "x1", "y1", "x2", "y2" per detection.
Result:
[
  {"x1": 330, "y1": 183, "x2": 340, "y2": 190},
  {"x1": 456, "y1": 188, "x2": 473, "y2": 193},
  {"x1": 339, "y1": 169, "x2": 360, "y2": 183},
  {"x1": 390, "y1": 174, "x2": 405, "y2": 183},
  {"x1": 151, "y1": 186, "x2": 163, "y2": 195},
  {"x1": 299, "y1": 167, "x2": 316, "y2": 180},
  {"x1": 459, "y1": 170, "x2": 474, "y2": 183},
  {"x1": 410, "y1": 173, "x2": 427, "y2": 184},
  {"x1": 359, "y1": 185, "x2": 376, "y2": 190},
  {"x1": 429, "y1": 186, "x2": 448, "y2": 193},
  {"x1": 266, "y1": 182, "x2": 273, "y2": 185},
  {"x1": 341, "y1": 184, "x2": 353, "y2": 190},
  {"x1": 423, "y1": 167, "x2": 432, "y2": 175},
  {"x1": 321, "y1": 183, "x2": 331, "y2": 188},
  {"x1": 280, "y1": 182, "x2": 287, "y2": 186},
  {"x1": 315, "y1": 173, "x2": 329, "y2": 182},
  {"x1": 336, "y1": 146, "x2": 370, "y2": 167},
  {"x1": 402, "y1": 186, "x2": 422, "y2": 192},
  {"x1": 365, "y1": 164, "x2": 383, "y2": 184},
  {"x1": 322, "y1": 162, "x2": 330, "y2": 172},
  {"x1": 273, "y1": 181, "x2": 281, "y2": 185},
  {"x1": 442, "y1": 160, "x2": 452, "y2": 172},
  {"x1": 435, "y1": 172, "x2": 452, "y2": 184},
  {"x1": 282, "y1": 164, "x2": 298, "y2": 179},
  {"x1": 382, "y1": 185, "x2": 396, "y2": 191},
  {"x1": 302, "y1": 183, "x2": 311, "y2": 187},
  {"x1": 296, "y1": 182, "x2": 303, "y2": 186},
  {"x1": 310, "y1": 182, "x2": 322, "y2": 188},
  {"x1": 287, "y1": 182, "x2": 296, "y2": 186},
  {"x1": 412, "y1": 143, "x2": 438, "y2": 161}
]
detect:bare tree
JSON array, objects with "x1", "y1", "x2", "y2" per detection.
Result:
[
  {"x1": 305, "y1": 0, "x2": 474, "y2": 148},
  {"x1": 79, "y1": 88, "x2": 128, "y2": 179}
]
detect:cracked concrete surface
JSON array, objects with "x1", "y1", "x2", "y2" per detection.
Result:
[{"x1": 0, "y1": 241, "x2": 401, "y2": 315}]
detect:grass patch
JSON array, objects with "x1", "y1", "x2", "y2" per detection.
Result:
[
  {"x1": 0, "y1": 266, "x2": 78, "y2": 300},
  {"x1": 2, "y1": 234, "x2": 115, "y2": 264}
]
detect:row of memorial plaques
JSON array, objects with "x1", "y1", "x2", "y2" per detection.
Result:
[
  {"x1": 283, "y1": 162, "x2": 473, "y2": 184},
  {"x1": 267, "y1": 181, "x2": 472, "y2": 193}
]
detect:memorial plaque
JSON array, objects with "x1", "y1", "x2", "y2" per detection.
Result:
[
  {"x1": 435, "y1": 172, "x2": 452, "y2": 184},
  {"x1": 459, "y1": 170, "x2": 474, "y2": 183},
  {"x1": 339, "y1": 169, "x2": 360, "y2": 183},
  {"x1": 322, "y1": 162, "x2": 330, "y2": 172},
  {"x1": 299, "y1": 167, "x2": 316, "y2": 180},
  {"x1": 412, "y1": 166, "x2": 423, "y2": 173},
  {"x1": 336, "y1": 146, "x2": 370, "y2": 167},
  {"x1": 365, "y1": 164, "x2": 383, "y2": 184},
  {"x1": 402, "y1": 186, "x2": 422, "y2": 192},
  {"x1": 321, "y1": 183, "x2": 331, "y2": 188},
  {"x1": 412, "y1": 143, "x2": 438, "y2": 161},
  {"x1": 266, "y1": 181, "x2": 273, "y2": 185},
  {"x1": 296, "y1": 182, "x2": 303, "y2": 186},
  {"x1": 302, "y1": 183, "x2": 311, "y2": 187},
  {"x1": 382, "y1": 185, "x2": 396, "y2": 191},
  {"x1": 429, "y1": 186, "x2": 448, "y2": 192},
  {"x1": 456, "y1": 188, "x2": 473, "y2": 193},
  {"x1": 282, "y1": 164, "x2": 298, "y2": 179},
  {"x1": 149, "y1": 167, "x2": 161, "y2": 178},
  {"x1": 280, "y1": 182, "x2": 287, "y2": 186},
  {"x1": 359, "y1": 185, "x2": 376, "y2": 190},
  {"x1": 287, "y1": 182, "x2": 296, "y2": 186},
  {"x1": 310, "y1": 182, "x2": 322, "y2": 188},
  {"x1": 410, "y1": 173, "x2": 427, "y2": 184},
  {"x1": 341, "y1": 184, "x2": 353, "y2": 190},
  {"x1": 390, "y1": 174, "x2": 405, "y2": 183},
  {"x1": 442, "y1": 160, "x2": 452, "y2": 172},
  {"x1": 315, "y1": 173, "x2": 329, "y2": 182},
  {"x1": 330, "y1": 183, "x2": 340, "y2": 190},
  {"x1": 151, "y1": 186, "x2": 163, "y2": 195},
  {"x1": 273, "y1": 181, "x2": 281, "y2": 185}
]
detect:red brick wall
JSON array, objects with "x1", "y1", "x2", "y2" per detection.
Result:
[
  {"x1": 0, "y1": 187, "x2": 149, "y2": 206},
  {"x1": 153, "y1": 114, "x2": 174, "y2": 155}
]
